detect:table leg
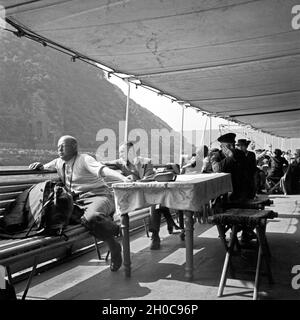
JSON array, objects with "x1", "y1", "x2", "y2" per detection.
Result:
[
  {"x1": 121, "y1": 214, "x2": 131, "y2": 277},
  {"x1": 184, "y1": 210, "x2": 194, "y2": 281}
]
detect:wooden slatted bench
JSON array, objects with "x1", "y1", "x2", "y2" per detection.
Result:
[{"x1": 0, "y1": 169, "x2": 151, "y2": 299}]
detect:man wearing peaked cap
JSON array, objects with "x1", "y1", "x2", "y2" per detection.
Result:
[
  {"x1": 217, "y1": 132, "x2": 236, "y2": 144},
  {"x1": 212, "y1": 132, "x2": 253, "y2": 201},
  {"x1": 213, "y1": 133, "x2": 257, "y2": 243}
]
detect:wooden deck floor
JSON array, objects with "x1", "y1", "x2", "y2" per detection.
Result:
[{"x1": 14, "y1": 195, "x2": 300, "y2": 300}]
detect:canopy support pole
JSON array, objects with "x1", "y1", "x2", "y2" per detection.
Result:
[
  {"x1": 179, "y1": 103, "x2": 185, "y2": 166},
  {"x1": 209, "y1": 115, "x2": 212, "y2": 149},
  {"x1": 124, "y1": 79, "x2": 130, "y2": 142},
  {"x1": 202, "y1": 114, "x2": 208, "y2": 147}
]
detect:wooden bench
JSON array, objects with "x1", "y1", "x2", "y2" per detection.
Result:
[{"x1": 0, "y1": 169, "x2": 151, "y2": 299}]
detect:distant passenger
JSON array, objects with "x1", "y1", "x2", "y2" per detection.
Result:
[
  {"x1": 254, "y1": 149, "x2": 269, "y2": 193},
  {"x1": 284, "y1": 149, "x2": 293, "y2": 164},
  {"x1": 267, "y1": 148, "x2": 288, "y2": 183},
  {"x1": 236, "y1": 139, "x2": 257, "y2": 198},
  {"x1": 281, "y1": 149, "x2": 300, "y2": 194}
]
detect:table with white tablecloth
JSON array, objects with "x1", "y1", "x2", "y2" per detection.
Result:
[{"x1": 112, "y1": 173, "x2": 233, "y2": 279}]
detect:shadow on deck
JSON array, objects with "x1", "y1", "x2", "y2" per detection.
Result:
[{"x1": 14, "y1": 195, "x2": 300, "y2": 300}]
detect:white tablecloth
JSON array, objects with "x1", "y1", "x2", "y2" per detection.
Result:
[{"x1": 112, "y1": 173, "x2": 232, "y2": 215}]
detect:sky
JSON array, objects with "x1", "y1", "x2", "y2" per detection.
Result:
[
  {"x1": 105, "y1": 73, "x2": 300, "y2": 152},
  {"x1": 105, "y1": 73, "x2": 228, "y2": 133}
]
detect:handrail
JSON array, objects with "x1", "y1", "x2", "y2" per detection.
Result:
[
  {"x1": 0, "y1": 169, "x2": 57, "y2": 176},
  {"x1": 0, "y1": 169, "x2": 120, "y2": 188},
  {"x1": 0, "y1": 165, "x2": 176, "y2": 175}
]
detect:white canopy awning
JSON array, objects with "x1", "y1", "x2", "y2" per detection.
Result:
[{"x1": 2, "y1": 0, "x2": 300, "y2": 137}]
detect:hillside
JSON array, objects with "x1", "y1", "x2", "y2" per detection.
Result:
[{"x1": 0, "y1": 30, "x2": 176, "y2": 161}]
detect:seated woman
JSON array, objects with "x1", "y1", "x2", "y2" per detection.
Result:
[{"x1": 104, "y1": 141, "x2": 180, "y2": 250}]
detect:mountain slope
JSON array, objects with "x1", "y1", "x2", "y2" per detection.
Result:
[{"x1": 0, "y1": 30, "x2": 174, "y2": 154}]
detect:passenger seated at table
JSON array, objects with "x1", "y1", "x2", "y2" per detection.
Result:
[
  {"x1": 104, "y1": 141, "x2": 180, "y2": 249},
  {"x1": 211, "y1": 133, "x2": 255, "y2": 243},
  {"x1": 180, "y1": 145, "x2": 208, "y2": 174},
  {"x1": 211, "y1": 133, "x2": 253, "y2": 202},
  {"x1": 236, "y1": 139, "x2": 257, "y2": 198},
  {"x1": 104, "y1": 141, "x2": 154, "y2": 181}
]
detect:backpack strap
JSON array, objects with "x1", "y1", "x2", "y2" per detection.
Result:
[{"x1": 25, "y1": 190, "x2": 55, "y2": 238}]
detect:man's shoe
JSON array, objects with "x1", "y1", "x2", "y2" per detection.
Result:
[
  {"x1": 110, "y1": 241, "x2": 122, "y2": 272},
  {"x1": 150, "y1": 236, "x2": 161, "y2": 250}
]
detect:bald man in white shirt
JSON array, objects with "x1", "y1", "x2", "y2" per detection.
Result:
[{"x1": 29, "y1": 135, "x2": 129, "y2": 272}]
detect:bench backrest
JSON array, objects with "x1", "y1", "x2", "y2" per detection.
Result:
[
  {"x1": 0, "y1": 169, "x2": 151, "y2": 224},
  {"x1": 0, "y1": 169, "x2": 151, "y2": 278}
]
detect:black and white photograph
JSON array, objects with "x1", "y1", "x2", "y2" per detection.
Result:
[{"x1": 0, "y1": 0, "x2": 300, "y2": 308}]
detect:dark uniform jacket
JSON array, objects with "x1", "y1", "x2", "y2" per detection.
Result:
[
  {"x1": 213, "y1": 148, "x2": 252, "y2": 201},
  {"x1": 245, "y1": 151, "x2": 257, "y2": 175}
]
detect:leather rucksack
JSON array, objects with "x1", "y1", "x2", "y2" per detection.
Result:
[{"x1": 0, "y1": 181, "x2": 73, "y2": 238}]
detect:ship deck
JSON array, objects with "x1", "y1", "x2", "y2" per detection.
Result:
[{"x1": 13, "y1": 194, "x2": 300, "y2": 300}]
